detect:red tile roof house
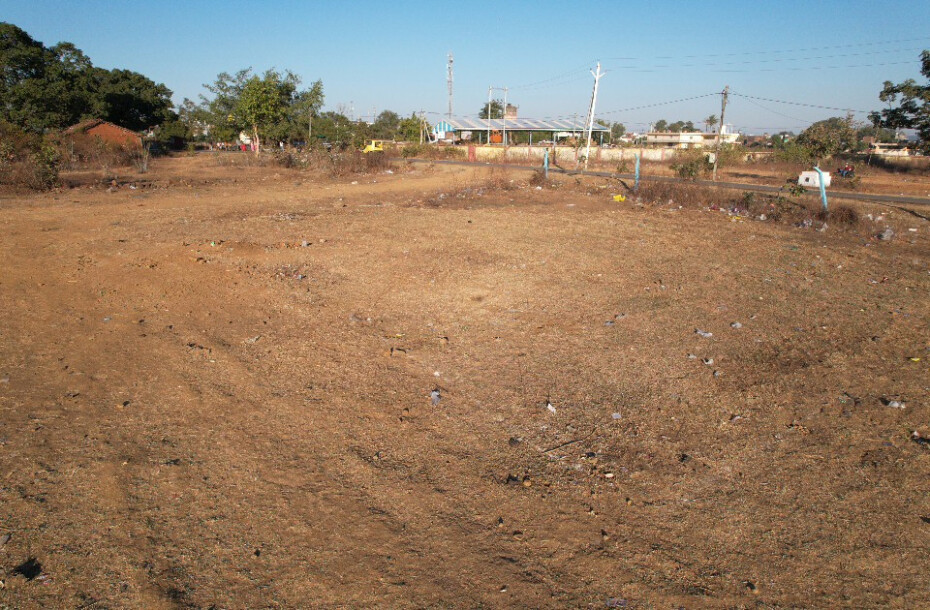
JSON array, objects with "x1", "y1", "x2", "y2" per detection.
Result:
[{"x1": 63, "y1": 119, "x2": 142, "y2": 149}]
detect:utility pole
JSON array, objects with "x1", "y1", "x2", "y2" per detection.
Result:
[
  {"x1": 487, "y1": 86, "x2": 492, "y2": 144},
  {"x1": 712, "y1": 85, "x2": 729, "y2": 182},
  {"x1": 502, "y1": 87, "x2": 508, "y2": 146},
  {"x1": 447, "y1": 53, "x2": 454, "y2": 120},
  {"x1": 582, "y1": 61, "x2": 604, "y2": 171}
]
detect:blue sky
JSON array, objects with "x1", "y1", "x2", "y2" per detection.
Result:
[{"x1": 4, "y1": 0, "x2": 929, "y2": 134}]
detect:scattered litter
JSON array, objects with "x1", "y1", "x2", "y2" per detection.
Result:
[
  {"x1": 612, "y1": 194, "x2": 626, "y2": 202},
  {"x1": 433, "y1": 371, "x2": 441, "y2": 377},
  {"x1": 702, "y1": 358, "x2": 714, "y2": 366},
  {"x1": 535, "y1": 186, "x2": 542, "y2": 190},
  {"x1": 713, "y1": 370, "x2": 721, "y2": 378},
  {"x1": 384, "y1": 170, "x2": 394, "y2": 174},
  {"x1": 614, "y1": 313, "x2": 627, "y2": 320},
  {"x1": 430, "y1": 389, "x2": 441, "y2": 406},
  {"x1": 687, "y1": 353, "x2": 697, "y2": 360},
  {"x1": 350, "y1": 181, "x2": 358, "y2": 185},
  {"x1": 730, "y1": 322, "x2": 742, "y2": 329},
  {"x1": 877, "y1": 228, "x2": 895, "y2": 241},
  {"x1": 102, "y1": 317, "x2": 111, "y2": 323},
  {"x1": 301, "y1": 240, "x2": 310, "y2": 247},
  {"x1": 604, "y1": 320, "x2": 615, "y2": 326},
  {"x1": 882, "y1": 397, "x2": 906, "y2": 409},
  {"x1": 611, "y1": 412, "x2": 622, "y2": 420},
  {"x1": 695, "y1": 329, "x2": 713, "y2": 338},
  {"x1": 912, "y1": 431, "x2": 930, "y2": 447},
  {"x1": 546, "y1": 401, "x2": 557, "y2": 414},
  {"x1": 908, "y1": 228, "x2": 917, "y2": 232},
  {"x1": 0, "y1": 376, "x2": 9, "y2": 384}
]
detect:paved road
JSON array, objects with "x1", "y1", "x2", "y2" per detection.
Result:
[{"x1": 407, "y1": 158, "x2": 930, "y2": 208}]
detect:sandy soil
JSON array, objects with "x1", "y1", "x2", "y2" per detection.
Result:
[{"x1": 1, "y1": 156, "x2": 929, "y2": 608}]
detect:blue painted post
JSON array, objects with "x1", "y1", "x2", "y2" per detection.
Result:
[
  {"x1": 544, "y1": 148, "x2": 549, "y2": 179},
  {"x1": 634, "y1": 153, "x2": 641, "y2": 192},
  {"x1": 813, "y1": 165, "x2": 828, "y2": 212}
]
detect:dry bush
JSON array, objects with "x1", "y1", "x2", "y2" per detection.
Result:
[
  {"x1": 528, "y1": 170, "x2": 547, "y2": 187},
  {"x1": 54, "y1": 134, "x2": 148, "y2": 179},
  {"x1": 816, "y1": 205, "x2": 859, "y2": 226},
  {"x1": 484, "y1": 166, "x2": 517, "y2": 191},
  {"x1": 0, "y1": 121, "x2": 59, "y2": 190}
]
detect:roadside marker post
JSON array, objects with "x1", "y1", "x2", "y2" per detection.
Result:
[
  {"x1": 634, "y1": 153, "x2": 641, "y2": 192},
  {"x1": 813, "y1": 166, "x2": 828, "y2": 212}
]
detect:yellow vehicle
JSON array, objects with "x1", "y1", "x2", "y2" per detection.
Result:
[{"x1": 362, "y1": 140, "x2": 385, "y2": 154}]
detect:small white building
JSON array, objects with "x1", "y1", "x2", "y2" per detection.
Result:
[{"x1": 798, "y1": 171, "x2": 831, "y2": 188}]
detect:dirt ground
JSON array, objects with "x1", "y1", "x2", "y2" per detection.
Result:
[{"x1": 1, "y1": 155, "x2": 929, "y2": 609}]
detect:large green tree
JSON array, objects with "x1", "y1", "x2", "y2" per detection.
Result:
[
  {"x1": 372, "y1": 110, "x2": 401, "y2": 139},
  {"x1": 796, "y1": 115, "x2": 856, "y2": 161},
  {"x1": 199, "y1": 68, "x2": 323, "y2": 150},
  {"x1": 869, "y1": 50, "x2": 930, "y2": 153},
  {"x1": 0, "y1": 22, "x2": 174, "y2": 132}
]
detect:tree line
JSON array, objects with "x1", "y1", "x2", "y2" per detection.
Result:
[{"x1": 0, "y1": 23, "x2": 174, "y2": 132}]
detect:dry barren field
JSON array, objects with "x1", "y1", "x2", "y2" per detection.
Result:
[{"x1": 1, "y1": 155, "x2": 929, "y2": 609}]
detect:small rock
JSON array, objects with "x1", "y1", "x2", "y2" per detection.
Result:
[{"x1": 687, "y1": 353, "x2": 697, "y2": 360}]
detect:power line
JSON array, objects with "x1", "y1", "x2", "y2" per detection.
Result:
[
  {"x1": 603, "y1": 37, "x2": 930, "y2": 62},
  {"x1": 596, "y1": 93, "x2": 719, "y2": 117},
  {"x1": 729, "y1": 92, "x2": 869, "y2": 114}
]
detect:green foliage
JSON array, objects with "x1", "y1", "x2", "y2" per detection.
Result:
[
  {"x1": 671, "y1": 149, "x2": 711, "y2": 179},
  {"x1": 371, "y1": 110, "x2": 401, "y2": 139},
  {"x1": 610, "y1": 122, "x2": 626, "y2": 140},
  {"x1": 0, "y1": 22, "x2": 174, "y2": 132},
  {"x1": 704, "y1": 114, "x2": 718, "y2": 132},
  {"x1": 653, "y1": 119, "x2": 668, "y2": 132},
  {"x1": 667, "y1": 120, "x2": 696, "y2": 132},
  {"x1": 869, "y1": 50, "x2": 930, "y2": 153},
  {"x1": 237, "y1": 71, "x2": 296, "y2": 151},
  {"x1": 479, "y1": 99, "x2": 504, "y2": 119},
  {"x1": 796, "y1": 115, "x2": 856, "y2": 162},
  {"x1": 398, "y1": 113, "x2": 424, "y2": 142},
  {"x1": 198, "y1": 68, "x2": 323, "y2": 150},
  {"x1": 773, "y1": 141, "x2": 813, "y2": 164}
]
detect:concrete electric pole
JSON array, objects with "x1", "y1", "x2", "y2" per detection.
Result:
[
  {"x1": 712, "y1": 85, "x2": 729, "y2": 182},
  {"x1": 583, "y1": 61, "x2": 604, "y2": 171}
]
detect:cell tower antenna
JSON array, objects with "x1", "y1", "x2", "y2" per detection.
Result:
[{"x1": 447, "y1": 53, "x2": 454, "y2": 119}]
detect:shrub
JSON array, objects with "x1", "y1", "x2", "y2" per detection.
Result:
[
  {"x1": 0, "y1": 121, "x2": 59, "y2": 190},
  {"x1": 671, "y1": 149, "x2": 711, "y2": 179}
]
